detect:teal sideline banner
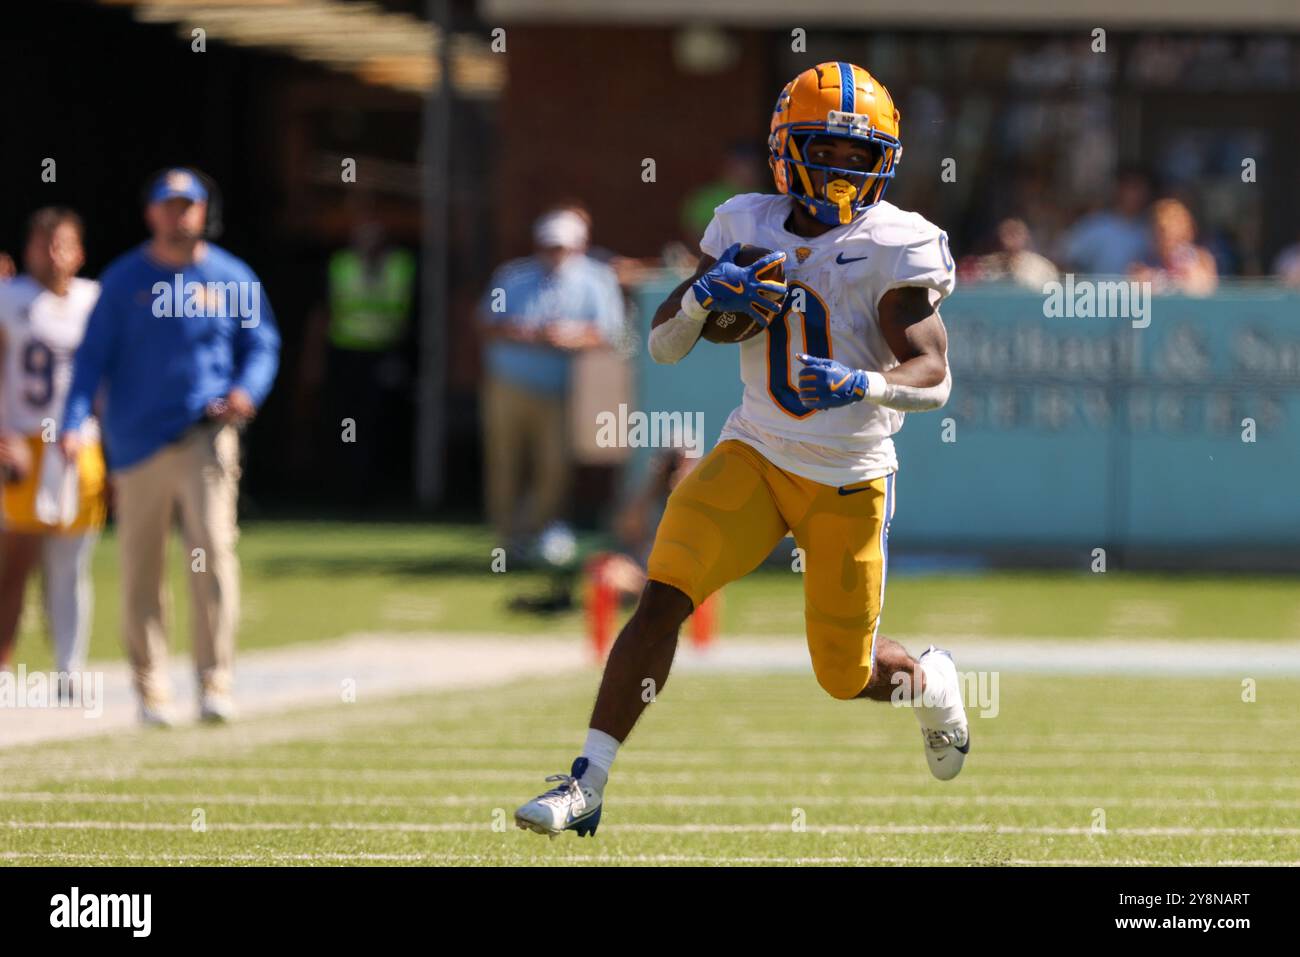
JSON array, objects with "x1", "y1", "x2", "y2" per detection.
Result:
[{"x1": 631, "y1": 278, "x2": 1300, "y2": 549}]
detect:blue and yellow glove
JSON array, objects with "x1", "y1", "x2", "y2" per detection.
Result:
[
  {"x1": 797, "y1": 353, "x2": 870, "y2": 409},
  {"x1": 689, "y1": 242, "x2": 788, "y2": 326}
]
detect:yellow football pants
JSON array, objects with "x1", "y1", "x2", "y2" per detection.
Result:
[
  {"x1": 647, "y1": 439, "x2": 895, "y2": 700},
  {"x1": 1, "y1": 435, "x2": 106, "y2": 534}
]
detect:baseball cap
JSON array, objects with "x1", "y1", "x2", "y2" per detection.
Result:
[
  {"x1": 146, "y1": 168, "x2": 209, "y2": 205},
  {"x1": 533, "y1": 210, "x2": 588, "y2": 250}
]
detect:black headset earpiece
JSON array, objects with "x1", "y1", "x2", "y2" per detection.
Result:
[{"x1": 192, "y1": 168, "x2": 223, "y2": 241}]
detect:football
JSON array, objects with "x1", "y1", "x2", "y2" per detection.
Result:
[{"x1": 700, "y1": 243, "x2": 784, "y2": 344}]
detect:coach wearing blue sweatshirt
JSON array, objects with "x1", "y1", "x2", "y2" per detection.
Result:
[{"x1": 60, "y1": 168, "x2": 280, "y2": 726}]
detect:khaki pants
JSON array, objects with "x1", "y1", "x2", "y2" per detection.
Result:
[
  {"x1": 482, "y1": 376, "x2": 569, "y2": 544},
  {"x1": 114, "y1": 422, "x2": 241, "y2": 704}
]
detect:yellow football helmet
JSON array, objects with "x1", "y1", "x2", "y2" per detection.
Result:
[{"x1": 769, "y1": 61, "x2": 901, "y2": 226}]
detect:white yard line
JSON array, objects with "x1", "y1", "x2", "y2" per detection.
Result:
[
  {"x1": 0, "y1": 851, "x2": 1292, "y2": 866},
  {"x1": 682, "y1": 636, "x2": 1300, "y2": 677},
  {"x1": 5, "y1": 632, "x2": 1293, "y2": 868},
  {"x1": 2, "y1": 852, "x2": 1289, "y2": 868},
  {"x1": 5, "y1": 790, "x2": 1300, "y2": 810},
  {"x1": 11, "y1": 754, "x2": 1282, "y2": 771},
  {"x1": 5, "y1": 631, "x2": 1298, "y2": 751},
  {"x1": 0, "y1": 851, "x2": 427, "y2": 863},
  {"x1": 10, "y1": 767, "x2": 1299, "y2": 790},
  {"x1": 0, "y1": 634, "x2": 588, "y2": 749},
  {"x1": 6, "y1": 820, "x2": 1299, "y2": 837}
]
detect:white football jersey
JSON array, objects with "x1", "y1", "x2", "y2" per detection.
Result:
[
  {"x1": 0, "y1": 276, "x2": 100, "y2": 438},
  {"x1": 699, "y1": 193, "x2": 955, "y2": 487}
]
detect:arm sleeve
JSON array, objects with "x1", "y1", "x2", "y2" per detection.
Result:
[
  {"x1": 864, "y1": 366, "x2": 952, "y2": 412},
  {"x1": 232, "y1": 282, "x2": 281, "y2": 407},
  {"x1": 647, "y1": 306, "x2": 705, "y2": 365},
  {"x1": 62, "y1": 289, "x2": 117, "y2": 435}
]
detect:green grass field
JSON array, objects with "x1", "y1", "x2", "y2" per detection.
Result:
[
  {"x1": 4, "y1": 521, "x2": 1299, "y2": 866},
  {"x1": 13, "y1": 521, "x2": 1300, "y2": 672},
  {"x1": 3, "y1": 669, "x2": 1297, "y2": 865}
]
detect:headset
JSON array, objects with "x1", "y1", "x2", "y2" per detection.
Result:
[{"x1": 139, "y1": 165, "x2": 224, "y2": 240}]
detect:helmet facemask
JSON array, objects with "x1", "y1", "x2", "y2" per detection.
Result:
[{"x1": 771, "y1": 126, "x2": 900, "y2": 226}]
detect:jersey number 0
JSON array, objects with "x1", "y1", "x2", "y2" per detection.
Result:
[{"x1": 766, "y1": 281, "x2": 830, "y2": 418}]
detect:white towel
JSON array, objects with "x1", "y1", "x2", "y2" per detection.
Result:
[{"x1": 35, "y1": 443, "x2": 79, "y2": 527}]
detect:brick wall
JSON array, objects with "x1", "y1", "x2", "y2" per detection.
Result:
[{"x1": 491, "y1": 26, "x2": 771, "y2": 261}]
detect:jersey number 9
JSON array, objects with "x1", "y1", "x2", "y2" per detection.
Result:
[{"x1": 22, "y1": 340, "x2": 55, "y2": 407}]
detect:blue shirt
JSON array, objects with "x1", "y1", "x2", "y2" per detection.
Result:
[
  {"x1": 479, "y1": 255, "x2": 624, "y2": 395},
  {"x1": 1060, "y1": 212, "x2": 1151, "y2": 276},
  {"x1": 63, "y1": 243, "x2": 281, "y2": 469}
]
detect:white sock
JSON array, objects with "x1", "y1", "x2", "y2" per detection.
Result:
[
  {"x1": 915, "y1": 654, "x2": 961, "y2": 723},
  {"x1": 581, "y1": 728, "x2": 620, "y2": 787}
]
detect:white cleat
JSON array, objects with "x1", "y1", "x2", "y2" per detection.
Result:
[
  {"x1": 514, "y1": 757, "x2": 604, "y2": 839},
  {"x1": 915, "y1": 646, "x2": 970, "y2": 781}
]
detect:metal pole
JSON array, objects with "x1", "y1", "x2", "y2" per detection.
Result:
[{"x1": 415, "y1": 0, "x2": 452, "y2": 507}]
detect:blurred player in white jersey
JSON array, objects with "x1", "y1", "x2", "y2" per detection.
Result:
[
  {"x1": 517, "y1": 62, "x2": 969, "y2": 839},
  {"x1": 0, "y1": 208, "x2": 106, "y2": 686}
]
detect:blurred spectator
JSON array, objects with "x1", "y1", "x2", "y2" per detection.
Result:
[
  {"x1": 1058, "y1": 169, "x2": 1153, "y2": 274},
  {"x1": 298, "y1": 214, "x2": 415, "y2": 498},
  {"x1": 960, "y1": 218, "x2": 1059, "y2": 289},
  {"x1": 478, "y1": 208, "x2": 624, "y2": 551},
  {"x1": 0, "y1": 208, "x2": 105, "y2": 691},
  {"x1": 1130, "y1": 198, "x2": 1218, "y2": 296},
  {"x1": 555, "y1": 198, "x2": 655, "y2": 292},
  {"x1": 0, "y1": 252, "x2": 16, "y2": 282},
  {"x1": 59, "y1": 168, "x2": 281, "y2": 726},
  {"x1": 552, "y1": 200, "x2": 615, "y2": 264},
  {"x1": 1271, "y1": 232, "x2": 1300, "y2": 288}
]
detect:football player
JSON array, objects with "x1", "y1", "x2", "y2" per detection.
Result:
[
  {"x1": 516, "y1": 62, "x2": 968, "y2": 838},
  {"x1": 0, "y1": 208, "x2": 106, "y2": 690}
]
